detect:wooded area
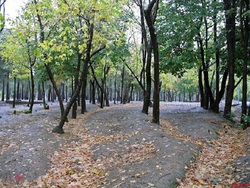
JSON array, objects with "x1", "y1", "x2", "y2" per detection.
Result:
[{"x1": 0, "y1": 0, "x2": 249, "y2": 132}]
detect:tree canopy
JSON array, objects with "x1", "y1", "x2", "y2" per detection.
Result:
[{"x1": 0, "y1": 0, "x2": 250, "y2": 131}]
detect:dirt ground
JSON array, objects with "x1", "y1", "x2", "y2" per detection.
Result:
[{"x1": 0, "y1": 101, "x2": 249, "y2": 187}]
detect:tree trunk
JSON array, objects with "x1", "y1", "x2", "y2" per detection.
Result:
[
  {"x1": 17, "y1": 80, "x2": 20, "y2": 100},
  {"x1": 65, "y1": 85, "x2": 68, "y2": 102},
  {"x1": 52, "y1": 19, "x2": 94, "y2": 134},
  {"x1": 81, "y1": 80, "x2": 87, "y2": 114},
  {"x1": 6, "y1": 72, "x2": 9, "y2": 101},
  {"x1": 21, "y1": 83, "x2": 24, "y2": 100},
  {"x1": 37, "y1": 83, "x2": 42, "y2": 100},
  {"x1": 198, "y1": 67, "x2": 204, "y2": 107},
  {"x1": 72, "y1": 53, "x2": 82, "y2": 119},
  {"x1": 42, "y1": 81, "x2": 49, "y2": 109},
  {"x1": 61, "y1": 83, "x2": 65, "y2": 101},
  {"x1": 240, "y1": 0, "x2": 249, "y2": 128},
  {"x1": 138, "y1": 0, "x2": 151, "y2": 115},
  {"x1": 223, "y1": 0, "x2": 236, "y2": 117},
  {"x1": 211, "y1": 4, "x2": 221, "y2": 113},
  {"x1": 142, "y1": 42, "x2": 152, "y2": 114},
  {"x1": 48, "y1": 85, "x2": 51, "y2": 102},
  {"x1": 144, "y1": 0, "x2": 160, "y2": 124},
  {"x1": 1, "y1": 79, "x2": 5, "y2": 101},
  {"x1": 51, "y1": 88, "x2": 54, "y2": 102},
  {"x1": 121, "y1": 65, "x2": 125, "y2": 104},
  {"x1": 24, "y1": 80, "x2": 29, "y2": 100},
  {"x1": 91, "y1": 80, "x2": 96, "y2": 104},
  {"x1": 29, "y1": 68, "x2": 35, "y2": 113},
  {"x1": 198, "y1": 36, "x2": 211, "y2": 109},
  {"x1": 128, "y1": 84, "x2": 134, "y2": 103},
  {"x1": 90, "y1": 64, "x2": 104, "y2": 108},
  {"x1": 13, "y1": 77, "x2": 16, "y2": 108},
  {"x1": 114, "y1": 78, "x2": 117, "y2": 104}
]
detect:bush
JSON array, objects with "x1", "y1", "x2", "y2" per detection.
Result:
[
  {"x1": 226, "y1": 112, "x2": 236, "y2": 121},
  {"x1": 22, "y1": 109, "x2": 31, "y2": 114}
]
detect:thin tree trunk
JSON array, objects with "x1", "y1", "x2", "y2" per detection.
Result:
[
  {"x1": 29, "y1": 68, "x2": 35, "y2": 113},
  {"x1": 198, "y1": 67, "x2": 204, "y2": 107},
  {"x1": 13, "y1": 77, "x2": 16, "y2": 108},
  {"x1": 121, "y1": 65, "x2": 125, "y2": 104},
  {"x1": 1, "y1": 79, "x2": 5, "y2": 101},
  {"x1": 6, "y1": 72, "x2": 9, "y2": 101},
  {"x1": 17, "y1": 80, "x2": 20, "y2": 100},
  {"x1": 81, "y1": 80, "x2": 87, "y2": 114},
  {"x1": 72, "y1": 53, "x2": 82, "y2": 119},
  {"x1": 37, "y1": 83, "x2": 42, "y2": 100},
  {"x1": 42, "y1": 81, "x2": 48, "y2": 109},
  {"x1": 48, "y1": 85, "x2": 51, "y2": 102}
]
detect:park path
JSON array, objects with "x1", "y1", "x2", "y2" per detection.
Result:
[{"x1": 0, "y1": 102, "x2": 249, "y2": 187}]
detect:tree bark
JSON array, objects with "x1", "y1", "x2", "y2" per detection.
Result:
[
  {"x1": 6, "y1": 72, "x2": 9, "y2": 101},
  {"x1": 120, "y1": 65, "x2": 125, "y2": 104},
  {"x1": 90, "y1": 63, "x2": 104, "y2": 108},
  {"x1": 81, "y1": 80, "x2": 87, "y2": 114},
  {"x1": 144, "y1": 0, "x2": 160, "y2": 124},
  {"x1": 29, "y1": 68, "x2": 35, "y2": 113},
  {"x1": 211, "y1": 2, "x2": 221, "y2": 113},
  {"x1": 223, "y1": 0, "x2": 236, "y2": 117},
  {"x1": 1, "y1": 79, "x2": 5, "y2": 101},
  {"x1": 72, "y1": 53, "x2": 82, "y2": 119},
  {"x1": 240, "y1": 0, "x2": 249, "y2": 127},
  {"x1": 13, "y1": 77, "x2": 16, "y2": 108},
  {"x1": 198, "y1": 66, "x2": 204, "y2": 107},
  {"x1": 37, "y1": 83, "x2": 42, "y2": 100}
]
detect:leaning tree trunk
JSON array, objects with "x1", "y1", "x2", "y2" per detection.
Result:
[{"x1": 52, "y1": 19, "x2": 94, "y2": 134}]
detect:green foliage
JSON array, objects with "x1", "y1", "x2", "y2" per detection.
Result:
[
  {"x1": 22, "y1": 109, "x2": 32, "y2": 114},
  {"x1": 157, "y1": 0, "x2": 226, "y2": 78},
  {"x1": 241, "y1": 114, "x2": 250, "y2": 125},
  {"x1": 0, "y1": 13, "x2": 4, "y2": 30},
  {"x1": 226, "y1": 113, "x2": 236, "y2": 122},
  {"x1": 157, "y1": 0, "x2": 201, "y2": 76}
]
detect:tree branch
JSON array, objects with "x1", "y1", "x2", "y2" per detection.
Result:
[
  {"x1": 90, "y1": 44, "x2": 106, "y2": 58},
  {"x1": 125, "y1": 63, "x2": 145, "y2": 90}
]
